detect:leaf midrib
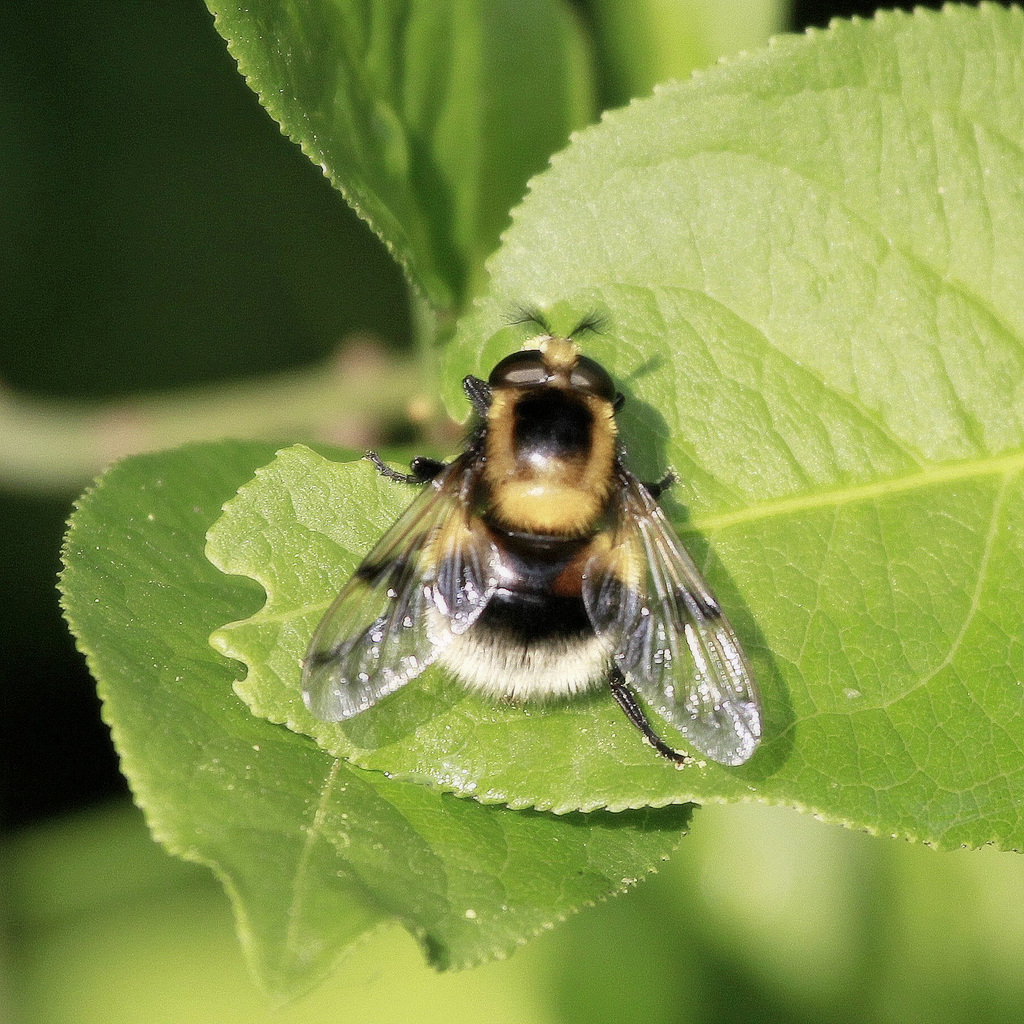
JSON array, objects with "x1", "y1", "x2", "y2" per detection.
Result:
[
  {"x1": 689, "y1": 447, "x2": 1024, "y2": 534},
  {"x1": 284, "y1": 756, "x2": 344, "y2": 956}
]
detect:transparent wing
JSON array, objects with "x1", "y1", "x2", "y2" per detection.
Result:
[
  {"x1": 583, "y1": 468, "x2": 761, "y2": 765},
  {"x1": 302, "y1": 455, "x2": 497, "y2": 722}
]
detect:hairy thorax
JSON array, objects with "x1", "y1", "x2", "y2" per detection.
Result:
[{"x1": 482, "y1": 387, "x2": 617, "y2": 537}]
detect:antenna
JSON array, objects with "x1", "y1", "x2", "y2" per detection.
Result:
[
  {"x1": 568, "y1": 312, "x2": 607, "y2": 339},
  {"x1": 507, "y1": 306, "x2": 553, "y2": 336}
]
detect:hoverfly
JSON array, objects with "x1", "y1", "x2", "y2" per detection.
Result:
[{"x1": 302, "y1": 315, "x2": 762, "y2": 765}]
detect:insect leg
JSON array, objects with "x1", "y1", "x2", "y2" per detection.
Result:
[
  {"x1": 642, "y1": 471, "x2": 677, "y2": 500},
  {"x1": 609, "y1": 666, "x2": 691, "y2": 765},
  {"x1": 462, "y1": 375, "x2": 492, "y2": 415},
  {"x1": 365, "y1": 451, "x2": 446, "y2": 484},
  {"x1": 408, "y1": 456, "x2": 448, "y2": 482}
]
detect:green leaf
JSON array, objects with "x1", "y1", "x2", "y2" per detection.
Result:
[
  {"x1": 204, "y1": 0, "x2": 594, "y2": 312},
  {"x1": 210, "y1": 445, "x2": 736, "y2": 813},
  {"x1": 60, "y1": 442, "x2": 688, "y2": 997},
  {"x1": 587, "y1": 0, "x2": 788, "y2": 108},
  {"x1": 213, "y1": 6, "x2": 1024, "y2": 848}
]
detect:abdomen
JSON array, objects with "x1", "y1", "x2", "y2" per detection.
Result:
[{"x1": 439, "y1": 528, "x2": 611, "y2": 700}]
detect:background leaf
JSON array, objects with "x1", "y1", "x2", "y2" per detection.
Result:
[
  {"x1": 213, "y1": 6, "x2": 1024, "y2": 848},
  {"x1": 204, "y1": 0, "x2": 594, "y2": 312},
  {"x1": 586, "y1": 0, "x2": 788, "y2": 109},
  {"x1": 59, "y1": 441, "x2": 689, "y2": 996},
  {"x1": 12, "y1": 799, "x2": 1024, "y2": 1023}
]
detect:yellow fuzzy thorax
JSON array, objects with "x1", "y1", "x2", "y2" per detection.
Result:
[{"x1": 483, "y1": 386, "x2": 618, "y2": 538}]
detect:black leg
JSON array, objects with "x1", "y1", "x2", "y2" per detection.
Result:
[
  {"x1": 643, "y1": 470, "x2": 677, "y2": 501},
  {"x1": 609, "y1": 666, "x2": 691, "y2": 765},
  {"x1": 408, "y1": 456, "x2": 447, "y2": 482},
  {"x1": 365, "y1": 451, "x2": 446, "y2": 484},
  {"x1": 463, "y1": 375, "x2": 492, "y2": 416}
]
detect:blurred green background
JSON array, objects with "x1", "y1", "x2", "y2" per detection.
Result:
[{"x1": 4, "y1": 2, "x2": 1024, "y2": 1022}]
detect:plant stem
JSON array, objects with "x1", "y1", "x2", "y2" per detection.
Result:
[{"x1": 0, "y1": 340, "x2": 434, "y2": 494}]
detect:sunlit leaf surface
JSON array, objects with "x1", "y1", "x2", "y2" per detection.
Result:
[
  {"x1": 217, "y1": 7, "x2": 1024, "y2": 846},
  {"x1": 205, "y1": 0, "x2": 593, "y2": 310},
  {"x1": 60, "y1": 442, "x2": 688, "y2": 996}
]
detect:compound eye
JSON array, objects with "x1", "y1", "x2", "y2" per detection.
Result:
[
  {"x1": 569, "y1": 356, "x2": 616, "y2": 402},
  {"x1": 488, "y1": 350, "x2": 549, "y2": 388}
]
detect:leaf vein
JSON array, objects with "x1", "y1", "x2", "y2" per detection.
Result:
[
  {"x1": 691, "y1": 450, "x2": 1024, "y2": 533},
  {"x1": 891, "y1": 471, "x2": 1009, "y2": 698},
  {"x1": 285, "y1": 756, "x2": 343, "y2": 957}
]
